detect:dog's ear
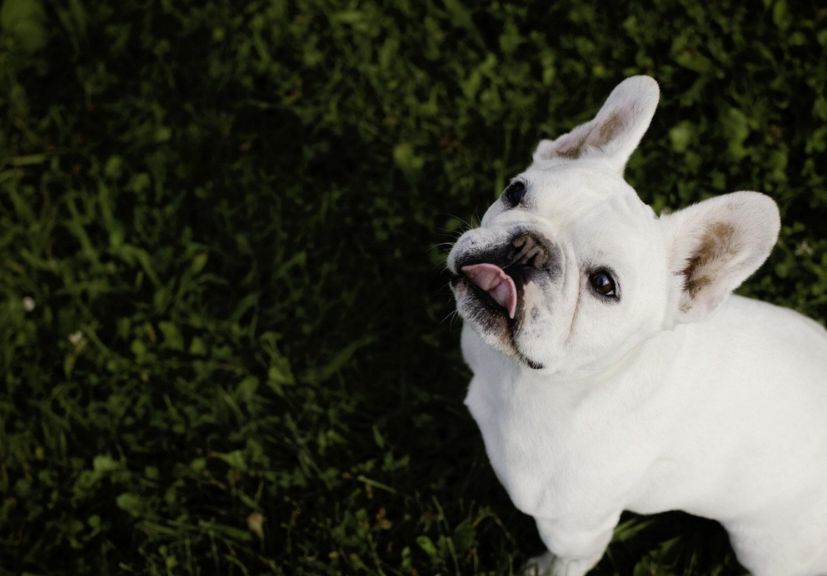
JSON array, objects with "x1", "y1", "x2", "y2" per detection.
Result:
[
  {"x1": 533, "y1": 75, "x2": 659, "y2": 174},
  {"x1": 662, "y1": 192, "x2": 780, "y2": 323}
]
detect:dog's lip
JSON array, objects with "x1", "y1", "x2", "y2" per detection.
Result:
[{"x1": 451, "y1": 265, "x2": 547, "y2": 371}]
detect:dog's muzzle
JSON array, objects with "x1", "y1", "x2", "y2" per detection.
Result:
[{"x1": 452, "y1": 231, "x2": 557, "y2": 318}]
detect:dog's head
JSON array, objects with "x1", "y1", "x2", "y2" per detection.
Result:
[{"x1": 448, "y1": 76, "x2": 780, "y2": 375}]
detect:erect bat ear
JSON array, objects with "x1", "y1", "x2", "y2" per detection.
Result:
[
  {"x1": 662, "y1": 191, "x2": 780, "y2": 323},
  {"x1": 532, "y1": 76, "x2": 660, "y2": 175}
]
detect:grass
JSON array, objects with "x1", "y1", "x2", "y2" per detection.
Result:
[{"x1": 1, "y1": 0, "x2": 826, "y2": 574}]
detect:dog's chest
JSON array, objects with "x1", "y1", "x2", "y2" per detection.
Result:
[{"x1": 465, "y1": 373, "x2": 640, "y2": 517}]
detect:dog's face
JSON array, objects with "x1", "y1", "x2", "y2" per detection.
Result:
[
  {"x1": 448, "y1": 77, "x2": 780, "y2": 375},
  {"x1": 449, "y1": 162, "x2": 669, "y2": 373}
]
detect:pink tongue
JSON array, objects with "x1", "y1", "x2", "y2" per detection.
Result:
[{"x1": 461, "y1": 263, "x2": 518, "y2": 319}]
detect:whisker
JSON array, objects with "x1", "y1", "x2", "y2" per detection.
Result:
[{"x1": 440, "y1": 309, "x2": 459, "y2": 325}]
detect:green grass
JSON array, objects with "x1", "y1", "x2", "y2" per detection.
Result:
[{"x1": 1, "y1": 0, "x2": 826, "y2": 574}]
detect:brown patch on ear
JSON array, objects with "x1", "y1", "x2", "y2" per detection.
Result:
[
  {"x1": 556, "y1": 140, "x2": 585, "y2": 159},
  {"x1": 555, "y1": 111, "x2": 625, "y2": 159},
  {"x1": 597, "y1": 111, "x2": 624, "y2": 143},
  {"x1": 681, "y1": 222, "x2": 738, "y2": 299}
]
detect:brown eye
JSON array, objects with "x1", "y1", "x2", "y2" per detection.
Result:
[
  {"x1": 589, "y1": 269, "x2": 618, "y2": 299},
  {"x1": 503, "y1": 180, "x2": 527, "y2": 206}
]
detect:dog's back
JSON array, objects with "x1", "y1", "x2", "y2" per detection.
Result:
[{"x1": 648, "y1": 296, "x2": 827, "y2": 575}]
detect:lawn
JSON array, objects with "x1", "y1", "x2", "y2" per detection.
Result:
[{"x1": 2, "y1": 0, "x2": 827, "y2": 574}]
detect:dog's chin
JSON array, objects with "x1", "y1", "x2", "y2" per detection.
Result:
[{"x1": 452, "y1": 279, "x2": 545, "y2": 370}]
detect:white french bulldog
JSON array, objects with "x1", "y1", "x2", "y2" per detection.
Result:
[{"x1": 447, "y1": 76, "x2": 827, "y2": 576}]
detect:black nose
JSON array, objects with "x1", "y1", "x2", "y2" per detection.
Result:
[
  {"x1": 504, "y1": 180, "x2": 527, "y2": 206},
  {"x1": 510, "y1": 232, "x2": 551, "y2": 270}
]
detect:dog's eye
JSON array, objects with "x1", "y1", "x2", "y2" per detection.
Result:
[
  {"x1": 503, "y1": 180, "x2": 527, "y2": 206},
  {"x1": 589, "y1": 269, "x2": 619, "y2": 299}
]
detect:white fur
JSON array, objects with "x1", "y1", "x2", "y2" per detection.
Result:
[{"x1": 448, "y1": 76, "x2": 827, "y2": 576}]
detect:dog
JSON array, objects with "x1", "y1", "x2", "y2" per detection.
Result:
[{"x1": 447, "y1": 76, "x2": 827, "y2": 576}]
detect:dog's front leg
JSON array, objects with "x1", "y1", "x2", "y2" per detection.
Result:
[{"x1": 524, "y1": 514, "x2": 619, "y2": 576}]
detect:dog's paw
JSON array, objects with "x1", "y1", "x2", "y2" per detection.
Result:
[
  {"x1": 522, "y1": 552, "x2": 595, "y2": 576},
  {"x1": 523, "y1": 552, "x2": 553, "y2": 576}
]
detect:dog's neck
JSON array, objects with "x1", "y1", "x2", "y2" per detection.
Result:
[{"x1": 464, "y1": 320, "x2": 688, "y2": 410}]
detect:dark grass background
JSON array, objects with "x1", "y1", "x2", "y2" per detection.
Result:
[{"x1": 2, "y1": 0, "x2": 827, "y2": 574}]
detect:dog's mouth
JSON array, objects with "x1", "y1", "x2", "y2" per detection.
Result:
[
  {"x1": 462, "y1": 263, "x2": 519, "y2": 318},
  {"x1": 452, "y1": 231, "x2": 556, "y2": 321}
]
